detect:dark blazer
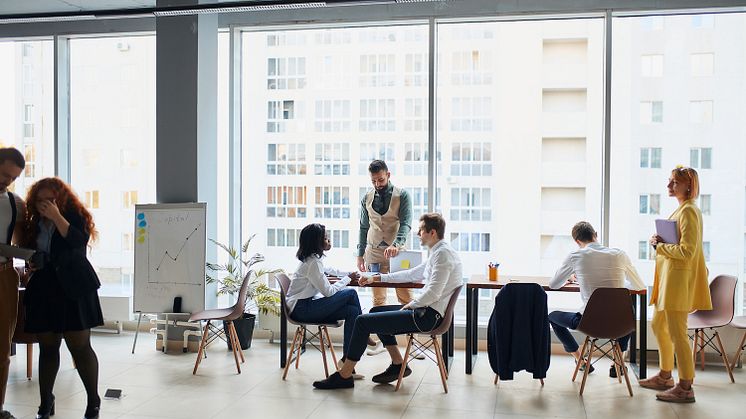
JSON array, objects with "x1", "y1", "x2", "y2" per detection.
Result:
[
  {"x1": 487, "y1": 283, "x2": 551, "y2": 380},
  {"x1": 31, "y1": 210, "x2": 101, "y2": 300}
]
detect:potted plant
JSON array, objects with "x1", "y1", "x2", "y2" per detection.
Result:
[{"x1": 206, "y1": 235, "x2": 282, "y2": 350}]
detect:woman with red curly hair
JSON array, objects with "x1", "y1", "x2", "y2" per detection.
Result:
[{"x1": 21, "y1": 177, "x2": 102, "y2": 419}]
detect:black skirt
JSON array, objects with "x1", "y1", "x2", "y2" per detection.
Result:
[{"x1": 24, "y1": 267, "x2": 104, "y2": 333}]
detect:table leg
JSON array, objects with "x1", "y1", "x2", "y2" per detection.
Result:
[
  {"x1": 280, "y1": 304, "x2": 287, "y2": 369},
  {"x1": 466, "y1": 287, "x2": 473, "y2": 374},
  {"x1": 639, "y1": 293, "x2": 647, "y2": 379},
  {"x1": 473, "y1": 290, "x2": 479, "y2": 356},
  {"x1": 629, "y1": 295, "x2": 637, "y2": 364}
]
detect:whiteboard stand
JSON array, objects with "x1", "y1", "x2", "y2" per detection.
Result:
[{"x1": 132, "y1": 311, "x2": 144, "y2": 354}]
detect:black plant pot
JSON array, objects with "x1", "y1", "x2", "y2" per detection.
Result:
[{"x1": 225, "y1": 313, "x2": 256, "y2": 350}]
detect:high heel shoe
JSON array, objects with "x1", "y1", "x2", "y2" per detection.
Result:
[
  {"x1": 83, "y1": 403, "x2": 100, "y2": 419},
  {"x1": 35, "y1": 396, "x2": 55, "y2": 419}
]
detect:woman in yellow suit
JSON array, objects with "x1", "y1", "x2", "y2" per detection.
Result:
[{"x1": 640, "y1": 166, "x2": 711, "y2": 403}]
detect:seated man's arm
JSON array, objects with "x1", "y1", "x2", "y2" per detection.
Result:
[
  {"x1": 407, "y1": 252, "x2": 452, "y2": 309},
  {"x1": 379, "y1": 261, "x2": 426, "y2": 283},
  {"x1": 621, "y1": 252, "x2": 646, "y2": 290},
  {"x1": 549, "y1": 253, "x2": 575, "y2": 289}
]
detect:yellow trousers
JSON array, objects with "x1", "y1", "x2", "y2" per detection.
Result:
[{"x1": 651, "y1": 309, "x2": 694, "y2": 380}]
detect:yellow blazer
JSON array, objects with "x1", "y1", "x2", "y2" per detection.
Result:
[{"x1": 650, "y1": 199, "x2": 712, "y2": 312}]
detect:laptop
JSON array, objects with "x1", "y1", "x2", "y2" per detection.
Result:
[{"x1": 390, "y1": 250, "x2": 423, "y2": 272}]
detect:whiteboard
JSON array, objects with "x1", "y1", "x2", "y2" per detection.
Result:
[{"x1": 133, "y1": 203, "x2": 206, "y2": 314}]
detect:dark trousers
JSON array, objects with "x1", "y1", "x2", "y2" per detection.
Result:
[
  {"x1": 345, "y1": 305, "x2": 441, "y2": 362},
  {"x1": 290, "y1": 288, "x2": 362, "y2": 356},
  {"x1": 549, "y1": 310, "x2": 630, "y2": 353}
]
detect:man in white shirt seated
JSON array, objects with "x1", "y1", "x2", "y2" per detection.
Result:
[
  {"x1": 549, "y1": 221, "x2": 646, "y2": 377},
  {"x1": 313, "y1": 213, "x2": 463, "y2": 390}
]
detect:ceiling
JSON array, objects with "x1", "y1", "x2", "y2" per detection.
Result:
[{"x1": 0, "y1": 0, "x2": 298, "y2": 17}]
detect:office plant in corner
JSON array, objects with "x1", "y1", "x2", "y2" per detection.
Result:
[{"x1": 206, "y1": 235, "x2": 282, "y2": 350}]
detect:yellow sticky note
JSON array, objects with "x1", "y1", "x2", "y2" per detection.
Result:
[{"x1": 400, "y1": 260, "x2": 410, "y2": 269}]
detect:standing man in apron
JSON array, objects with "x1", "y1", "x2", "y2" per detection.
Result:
[
  {"x1": 356, "y1": 160, "x2": 412, "y2": 355},
  {"x1": 0, "y1": 148, "x2": 26, "y2": 419}
]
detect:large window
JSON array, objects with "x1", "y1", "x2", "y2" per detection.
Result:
[
  {"x1": 0, "y1": 40, "x2": 55, "y2": 197},
  {"x1": 610, "y1": 13, "x2": 746, "y2": 312},
  {"x1": 70, "y1": 36, "x2": 156, "y2": 297}
]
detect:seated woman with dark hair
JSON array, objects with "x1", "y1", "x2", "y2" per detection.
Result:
[{"x1": 286, "y1": 223, "x2": 363, "y2": 369}]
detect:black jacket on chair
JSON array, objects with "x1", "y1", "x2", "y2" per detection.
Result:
[{"x1": 487, "y1": 283, "x2": 551, "y2": 380}]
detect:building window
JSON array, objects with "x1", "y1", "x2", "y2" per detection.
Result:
[
  {"x1": 328, "y1": 229, "x2": 350, "y2": 249},
  {"x1": 266, "y1": 32, "x2": 306, "y2": 47},
  {"x1": 23, "y1": 144, "x2": 35, "y2": 178},
  {"x1": 404, "y1": 98, "x2": 426, "y2": 131},
  {"x1": 314, "y1": 99, "x2": 351, "y2": 132},
  {"x1": 267, "y1": 228, "x2": 301, "y2": 247},
  {"x1": 23, "y1": 104, "x2": 34, "y2": 138},
  {"x1": 359, "y1": 143, "x2": 395, "y2": 175},
  {"x1": 22, "y1": 43, "x2": 33, "y2": 57},
  {"x1": 699, "y1": 194, "x2": 711, "y2": 216},
  {"x1": 451, "y1": 188, "x2": 491, "y2": 221},
  {"x1": 691, "y1": 53, "x2": 714, "y2": 77},
  {"x1": 315, "y1": 30, "x2": 352, "y2": 44},
  {"x1": 404, "y1": 53, "x2": 426, "y2": 87},
  {"x1": 267, "y1": 143, "x2": 306, "y2": 175},
  {"x1": 640, "y1": 147, "x2": 662, "y2": 168},
  {"x1": 267, "y1": 100, "x2": 296, "y2": 133},
  {"x1": 120, "y1": 148, "x2": 139, "y2": 168},
  {"x1": 267, "y1": 57, "x2": 306, "y2": 90},
  {"x1": 359, "y1": 99, "x2": 395, "y2": 132},
  {"x1": 450, "y1": 232, "x2": 490, "y2": 252},
  {"x1": 314, "y1": 186, "x2": 350, "y2": 219},
  {"x1": 690, "y1": 100, "x2": 713, "y2": 123},
  {"x1": 85, "y1": 191, "x2": 100, "y2": 209},
  {"x1": 451, "y1": 142, "x2": 492, "y2": 176},
  {"x1": 638, "y1": 240, "x2": 654, "y2": 260},
  {"x1": 122, "y1": 191, "x2": 138, "y2": 209},
  {"x1": 639, "y1": 194, "x2": 660, "y2": 215},
  {"x1": 359, "y1": 54, "x2": 395, "y2": 87},
  {"x1": 640, "y1": 101, "x2": 663, "y2": 123},
  {"x1": 408, "y1": 187, "x2": 440, "y2": 220},
  {"x1": 122, "y1": 233, "x2": 132, "y2": 251},
  {"x1": 692, "y1": 15, "x2": 715, "y2": 28},
  {"x1": 267, "y1": 186, "x2": 306, "y2": 218},
  {"x1": 451, "y1": 97, "x2": 492, "y2": 131},
  {"x1": 640, "y1": 17, "x2": 664, "y2": 30},
  {"x1": 690, "y1": 147, "x2": 712, "y2": 169},
  {"x1": 640, "y1": 54, "x2": 663, "y2": 77},
  {"x1": 404, "y1": 142, "x2": 428, "y2": 176},
  {"x1": 315, "y1": 143, "x2": 350, "y2": 176},
  {"x1": 703, "y1": 241, "x2": 711, "y2": 261},
  {"x1": 451, "y1": 50, "x2": 492, "y2": 85}
]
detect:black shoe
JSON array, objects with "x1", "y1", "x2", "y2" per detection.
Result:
[
  {"x1": 83, "y1": 406, "x2": 99, "y2": 419},
  {"x1": 313, "y1": 372, "x2": 354, "y2": 390},
  {"x1": 372, "y1": 363, "x2": 412, "y2": 384},
  {"x1": 577, "y1": 359, "x2": 595, "y2": 374},
  {"x1": 609, "y1": 365, "x2": 628, "y2": 378},
  {"x1": 36, "y1": 396, "x2": 55, "y2": 419}
]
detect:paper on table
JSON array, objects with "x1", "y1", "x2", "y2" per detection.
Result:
[
  {"x1": 655, "y1": 219, "x2": 679, "y2": 244},
  {"x1": 0, "y1": 243, "x2": 36, "y2": 261}
]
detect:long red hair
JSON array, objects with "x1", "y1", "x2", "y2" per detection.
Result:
[{"x1": 20, "y1": 177, "x2": 98, "y2": 248}]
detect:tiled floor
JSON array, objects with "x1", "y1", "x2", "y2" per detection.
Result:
[{"x1": 4, "y1": 332, "x2": 744, "y2": 419}]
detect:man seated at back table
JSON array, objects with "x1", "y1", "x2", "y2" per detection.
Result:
[
  {"x1": 312, "y1": 213, "x2": 463, "y2": 390},
  {"x1": 549, "y1": 221, "x2": 646, "y2": 377}
]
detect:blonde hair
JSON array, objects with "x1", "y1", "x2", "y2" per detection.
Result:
[{"x1": 671, "y1": 166, "x2": 700, "y2": 200}]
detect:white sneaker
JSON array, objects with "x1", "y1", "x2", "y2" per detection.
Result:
[
  {"x1": 366, "y1": 341, "x2": 386, "y2": 356},
  {"x1": 336, "y1": 359, "x2": 364, "y2": 380}
]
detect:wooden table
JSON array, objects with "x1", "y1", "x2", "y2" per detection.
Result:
[
  {"x1": 465, "y1": 274, "x2": 648, "y2": 379},
  {"x1": 279, "y1": 279, "x2": 455, "y2": 372}
]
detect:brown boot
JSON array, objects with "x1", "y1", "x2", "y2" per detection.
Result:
[
  {"x1": 656, "y1": 384, "x2": 695, "y2": 403},
  {"x1": 639, "y1": 374, "x2": 675, "y2": 390}
]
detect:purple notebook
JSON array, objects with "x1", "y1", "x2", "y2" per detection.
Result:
[{"x1": 655, "y1": 219, "x2": 679, "y2": 244}]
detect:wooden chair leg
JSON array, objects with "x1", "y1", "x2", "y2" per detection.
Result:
[
  {"x1": 692, "y1": 329, "x2": 699, "y2": 367},
  {"x1": 494, "y1": 374, "x2": 499, "y2": 385},
  {"x1": 193, "y1": 320, "x2": 210, "y2": 375},
  {"x1": 283, "y1": 327, "x2": 302, "y2": 380},
  {"x1": 433, "y1": 336, "x2": 449, "y2": 393},
  {"x1": 295, "y1": 327, "x2": 305, "y2": 370},
  {"x1": 231, "y1": 322, "x2": 245, "y2": 363},
  {"x1": 227, "y1": 321, "x2": 242, "y2": 374},
  {"x1": 572, "y1": 337, "x2": 590, "y2": 382},
  {"x1": 699, "y1": 330, "x2": 707, "y2": 371},
  {"x1": 613, "y1": 342, "x2": 633, "y2": 397},
  {"x1": 730, "y1": 330, "x2": 746, "y2": 371},
  {"x1": 395, "y1": 334, "x2": 414, "y2": 392},
  {"x1": 579, "y1": 339, "x2": 596, "y2": 396},
  {"x1": 322, "y1": 326, "x2": 338, "y2": 367},
  {"x1": 713, "y1": 331, "x2": 734, "y2": 383},
  {"x1": 319, "y1": 326, "x2": 330, "y2": 378},
  {"x1": 26, "y1": 344, "x2": 33, "y2": 380},
  {"x1": 612, "y1": 342, "x2": 622, "y2": 384}
]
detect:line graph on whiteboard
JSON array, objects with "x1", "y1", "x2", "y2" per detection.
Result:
[{"x1": 136, "y1": 210, "x2": 205, "y2": 286}]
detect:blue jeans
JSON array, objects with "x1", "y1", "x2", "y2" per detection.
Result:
[
  {"x1": 548, "y1": 311, "x2": 631, "y2": 353},
  {"x1": 345, "y1": 305, "x2": 442, "y2": 362},
  {"x1": 290, "y1": 288, "x2": 362, "y2": 357}
]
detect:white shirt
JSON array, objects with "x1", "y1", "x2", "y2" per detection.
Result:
[
  {"x1": 380, "y1": 240, "x2": 463, "y2": 316},
  {"x1": 286, "y1": 255, "x2": 351, "y2": 313},
  {"x1": 549, "y1": 242, "x2": 646, "y2": 313}
]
